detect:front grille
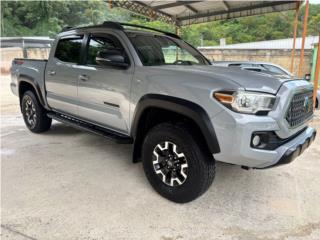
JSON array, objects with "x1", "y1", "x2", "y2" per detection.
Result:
[{"x1": 286, "y1": 90, "x2": 313, "y2": 128}]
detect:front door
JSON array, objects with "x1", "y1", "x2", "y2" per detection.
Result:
[
  {"x1": 46, "y1": 34, "x2": 84, "y2": 116},
  {"x1": 77, "y1": 33, "x2": 133, "y2": 134}
]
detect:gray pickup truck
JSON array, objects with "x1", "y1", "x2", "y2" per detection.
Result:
[{"x1": 11, "y1": 22, "x2": 316, "y2": 203}]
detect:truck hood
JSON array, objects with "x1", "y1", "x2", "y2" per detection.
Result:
[{"x1": 152, "y1": 65, "x2": 296, "y2": 94}]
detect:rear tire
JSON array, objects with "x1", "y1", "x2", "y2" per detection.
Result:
[
  {"x1": 142, "y1": 122, "x2": 215, "y2": 203},
  {"x1": 21, "y1": 90, "x2": 52, "y2": 133}
]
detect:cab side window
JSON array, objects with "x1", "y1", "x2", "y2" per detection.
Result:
[
  {"x1": 86, "y1": 34, "x2": 129, "y2": 66},
  {"x1": 55, "y1": 36, "x2": 83, "y2": 63}
]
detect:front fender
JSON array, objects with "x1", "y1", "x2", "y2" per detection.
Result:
[{"x1": 131, "y1": 94, "x2": 220, "y2": 154}]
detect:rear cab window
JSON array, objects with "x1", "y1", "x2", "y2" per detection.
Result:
[{"x1": 54, "y1": 35, "x2": 84, "y2": 63}]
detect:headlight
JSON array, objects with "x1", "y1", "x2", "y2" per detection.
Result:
[{"x1": 214, "y1": 90, "x2": 276, "y2": 114}]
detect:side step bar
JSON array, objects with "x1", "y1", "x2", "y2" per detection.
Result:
[{"x1": 47, "y1": 112, "x2": 133, "y2": 144}]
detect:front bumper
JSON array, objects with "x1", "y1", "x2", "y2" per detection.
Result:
[
  {"x1": 211, "y1": 109, "x2": 316, "y2": 168},
  {"x1": 261, "y1": 129, "x2": 316, "y2": 169}
]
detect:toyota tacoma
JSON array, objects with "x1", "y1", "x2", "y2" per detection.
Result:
[{"x1": 10, "y1": 22, "x2": 317, "y2": 203}]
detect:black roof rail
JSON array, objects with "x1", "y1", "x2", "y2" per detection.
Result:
[
  {"x1": 60, "y1": 22, "x2": 121, "y2": 33},
  {"x1": 60, "y1": 21, "x2": 180, "y2": 39},
  {"x1": 119, "y1": 22, "x2": 180, "y2": 39}
]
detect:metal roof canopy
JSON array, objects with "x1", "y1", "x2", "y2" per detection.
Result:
[
  {"x1": 198, "y1": 36, "x2": 319, "y2": 50},
  {"x1": 111, "y1": 1, "x2": 301, "y2": 26}
]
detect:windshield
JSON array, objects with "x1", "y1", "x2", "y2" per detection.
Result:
[{"x1": 128, "y1": 33, "x2": 209, "y2": 66}]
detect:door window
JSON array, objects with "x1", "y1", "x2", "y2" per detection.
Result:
[
  {"x1": 54, "y1": 36, "x2": 83, "y2": 63},
  {"x1": 86, "y1": 34, "x2": 129, "y2": 66}
]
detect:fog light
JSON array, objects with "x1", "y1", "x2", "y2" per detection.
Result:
[{"x1": 252, "y1": 135, "x2": 261, "y2": 147}]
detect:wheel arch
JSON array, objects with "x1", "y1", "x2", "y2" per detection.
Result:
[
  {"x1": 131, "y1": 94, "x2": 220, "y2": 162},
  {"x1": 18, "y1": 75, "x2": 49, "y2": 110}
]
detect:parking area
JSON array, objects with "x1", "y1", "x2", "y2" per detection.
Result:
[{"x1": 1, "y1": 74, "x2": 320, "y2": 240}]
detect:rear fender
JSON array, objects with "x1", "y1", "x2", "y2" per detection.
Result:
[{"x1": 18, "y1": 75, "x2": 50, "y2": 110}]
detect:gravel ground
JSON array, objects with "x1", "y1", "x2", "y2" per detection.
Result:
[{"x1": 1, "y1": 75, "x2": 320, "y2": 240}]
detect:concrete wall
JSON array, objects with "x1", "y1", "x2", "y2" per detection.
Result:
[
  {"x1": 198, "y1": 48, "x2": 313, "y2": 76},
  {"x1": 0, "y1": 47, "x2": 50, "y2": 74}
]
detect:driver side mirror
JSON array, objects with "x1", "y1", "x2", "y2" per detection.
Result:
[{"x1": 95, "y1": 49, "x2": 129, "y2": 69}]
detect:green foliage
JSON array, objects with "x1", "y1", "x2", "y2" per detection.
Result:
[
  {"x1": 309, "y1": 12, "x2": 320, "y2": 33},
  {"x1": 1, "y1": 1, "x2": 320, "y2": 45},
  {"x1": 1, "y1": 0, "x2": 130, "y2": 37}
]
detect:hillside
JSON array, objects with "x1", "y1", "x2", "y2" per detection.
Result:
[{"x1": 1, "y1": 1, "x2": 319, "y2": 46}]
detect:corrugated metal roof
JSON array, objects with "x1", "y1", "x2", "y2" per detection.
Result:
[
  {"x1": 112, "y1": 1, "x2": 300, "y2": 26},
  {"x1": 198, "y1": 36, "x2": 319, "y2": 50}
]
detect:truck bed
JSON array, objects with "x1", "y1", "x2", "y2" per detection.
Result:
[{"x1": 10, "y1": 58, "x2": 47, "y2": 98}]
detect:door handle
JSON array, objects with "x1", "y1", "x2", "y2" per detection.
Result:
[
  {"x1": 79, "y1": 74, "x2": 89, "y2": 82},
  {"x1": 48, "y1": 70, "x2": 56, "y2": 76}
]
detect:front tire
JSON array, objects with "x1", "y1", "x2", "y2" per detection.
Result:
[
  {"x1": 21, "y1": 91, "x2": 52, "y2": 133},
  {"x1": 142, "y1": 122, "x2": 215, "y2": 203}
]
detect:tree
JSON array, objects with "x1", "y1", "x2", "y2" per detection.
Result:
[{"x1": 1, "y1": 1, "x2": 319, "y2": 46}]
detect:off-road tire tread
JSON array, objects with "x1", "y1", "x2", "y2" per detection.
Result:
[
  {"x1": 142, "y1": 122, "x2": 215, "y2": 203},
  {"x1": 21, "y1": 90, "x2": 52, "y2": 133}
]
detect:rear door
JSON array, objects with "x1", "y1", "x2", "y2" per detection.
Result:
[
  {"x1": 76, "y1": 32, "x2": 133, "y2": 134},
  {"x1": 45, "y1": 34, "x2": 84, "y2": 116}
]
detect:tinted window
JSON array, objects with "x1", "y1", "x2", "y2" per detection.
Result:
[
  {"x1": 128, "y1": 34, "x2": 208, "y2": 66},
  {"x1": 86, "y1": 34, "x2": 128, "y2": 66},
  {"x1": 262, "y1": 64, "x2": 287, "y2": 75},
  {"x1": 55, "y1": 36, "x2": 83, "y2": 63}
]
